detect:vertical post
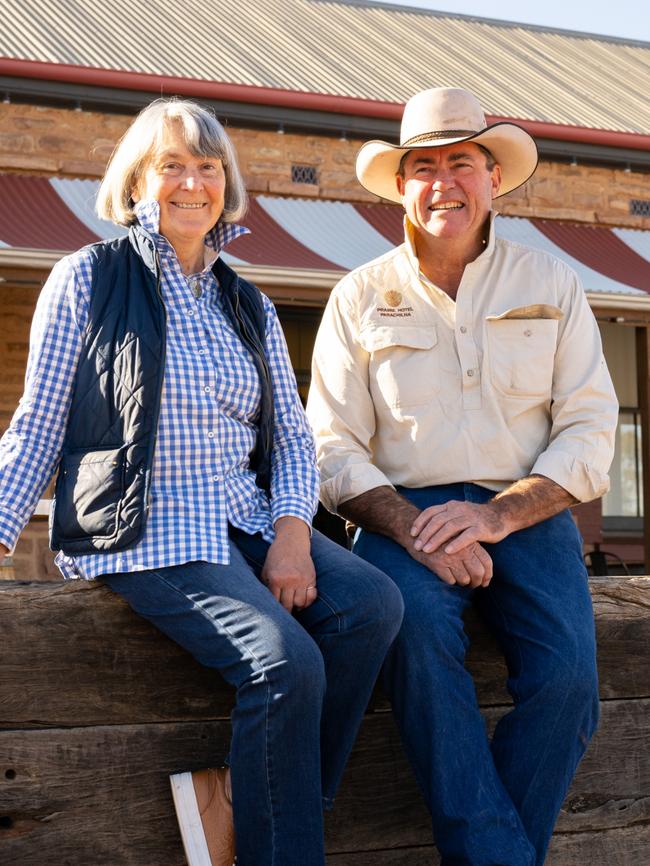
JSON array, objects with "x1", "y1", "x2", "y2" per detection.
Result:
[{"x1": 635, "y1": 326, "x2": 650, "y2": 572}]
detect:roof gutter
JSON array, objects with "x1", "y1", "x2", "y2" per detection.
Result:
[{"x1": 2, "y1": 57, "x2": 650, "y2": 152}]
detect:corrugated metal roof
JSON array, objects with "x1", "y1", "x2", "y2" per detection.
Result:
[
  {"x1": 0, "y1": 174, "x2": 649, "y2": 299},
  {"x1": 1, "y1": 0, "x2": 649, "y2": 134}
]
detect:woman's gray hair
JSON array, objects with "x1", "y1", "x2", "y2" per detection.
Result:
[{"x1": 96, "y1": 98, "x2": 247, "y2": 226}]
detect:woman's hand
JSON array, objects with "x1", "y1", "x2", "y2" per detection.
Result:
[
  {"x1": 262, "y1": 517, "x2": 317, "y2": 613},
  {"x1": 0, "y1": 543, "x2": 9, "y2": 562}
]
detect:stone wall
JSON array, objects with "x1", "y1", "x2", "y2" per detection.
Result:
[{"x1": 1, "y1": 102, "x2": 649, "y2": 228}]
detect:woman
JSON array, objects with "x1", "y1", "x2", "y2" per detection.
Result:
[{"x1": 0, "y1": 99, "x2": 403, "y2": 866}]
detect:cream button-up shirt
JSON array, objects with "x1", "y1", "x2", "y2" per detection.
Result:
[{"x1": 307, "y1": 215, "x2": 618, "y2": 513}]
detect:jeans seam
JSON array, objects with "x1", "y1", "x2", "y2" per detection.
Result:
[
  {"x1": 264, "y1": 652, "x2": 277, "y2": 866},
  {"x1": 237, "y1": 549, "x2": 267, "y2": 571},
  {"x1": 516, "y1": 644, "x2": 584, "y2": 832},
  {"x1": 482, "y1": 591, "x2": 536, "y2": 863},
  {"x1": 486, "y1": 588, "x2": 576, "y2": 866},
  {"x1": 145, "y1": 568, "x2": 279, "y2": 861},
  {"x1": 311, "y1": 588, "x2": 343, "y2": 632},
  {"x1": 484, "y1": 588, "x2": 524, "y2": 704}
]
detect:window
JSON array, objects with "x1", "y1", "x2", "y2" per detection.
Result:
[
  {"x1": 603, "y1": 407, "x2": 643, "y2": 527},
  {"x1": 630, "y1": 199, "x2": 650, "y2": 217},
  {"x1": 599, "y1": 322, "x2": 642, "y2": 531},
  {"x1": 291, "y1": 164, "x2": 319, "y2": 185}
]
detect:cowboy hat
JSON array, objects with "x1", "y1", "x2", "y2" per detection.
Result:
[{"x1": 356, "y1": 87, "x2": 538, "y2": 203}]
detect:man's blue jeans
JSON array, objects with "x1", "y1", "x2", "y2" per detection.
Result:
[
  {"x1": 353, "y1": 484, "x2": 599, "y2": 866},
  {"x1": 102, "y1": 527, "x2": 404, "y2": 866}
]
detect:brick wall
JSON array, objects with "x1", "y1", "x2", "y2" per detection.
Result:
[
  {"x1": 0, "y1": 278, "x2": 57, "y2": 580},
  {"x1": 3, "y1": 520, "x2": 59, "y2": 583},
  {"x1": 0, "y1": 281, "x2": 38, "y2": 431},
  {"x1": 1, "y1": 102, "x2": 649, "y2": 229}
]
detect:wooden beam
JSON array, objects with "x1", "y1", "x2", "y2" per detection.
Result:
[
  {"x1": 636, "y1": 327, "x2": 650, "y2": 570},
  {"x1": 1, "y1": 577, "x2": 649, "y2": 865},
  {"x1": 1, "y1": 700, "x2": 649, "y2": 865},
  {"x1": 2, "y1": 578, "x2": 649, "y2": 728}
]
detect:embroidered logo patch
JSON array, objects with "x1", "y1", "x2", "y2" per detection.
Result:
[
  {"x1": 384, "y1": 290, "x2": 403, "y2": 308},
  {"x1": 377, "y1": 289, "x2": 413, "y2": 318}
]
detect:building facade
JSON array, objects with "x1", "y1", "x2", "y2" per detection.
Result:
[{"x1": 1, "y1": 0, "x2": 650, "y2": 577}]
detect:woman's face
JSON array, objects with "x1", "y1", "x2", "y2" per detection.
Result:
[{"x1": 133, "y1": 123, "x2": 226, "y2": 250}]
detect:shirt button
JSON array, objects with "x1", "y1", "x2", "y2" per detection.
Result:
[
  {"x1": 198, "y1": 349, "x2": 205, "y2": 355},
  {"x1": 207, "y1": 431, "x2": 215, "y2": 438},
  {"x1": 204, "y1": 386, "x2": 211, "y2": 393},
  {"x1": 212, "y1": 474, "x2": 220, "y2": 481},
  {"x1": 188, "y1": 309, "x2": 195, "y2": 316},
  {"x1": 460, "y1": 325, "x2": 467, "y2": 334},
  {"x1": 466, "y1": 369, "x2": 475, "y2": 377}
]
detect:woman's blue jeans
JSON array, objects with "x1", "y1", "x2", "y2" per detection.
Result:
[
  {"x1": 102, "y1": 527, "x2": 404, "y2": 866},
  {"x1": 353, "y1": 484, "x2": 599, "y2": 866}
]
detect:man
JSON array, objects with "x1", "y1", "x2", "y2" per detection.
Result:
[{"x1": 307, "y1": 87, "x2": 618, "y2": 866}]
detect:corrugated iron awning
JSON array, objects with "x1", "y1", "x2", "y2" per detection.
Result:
[{"x1": 1, "y1": 174, "x2": 648, "y2": 304}]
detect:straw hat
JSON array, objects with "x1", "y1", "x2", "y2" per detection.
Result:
[{"x1": 356, "y1": 87, "x2": 538, "y2": 203}]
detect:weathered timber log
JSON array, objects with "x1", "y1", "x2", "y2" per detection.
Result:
[
  {"x1": 0, "y1": 580, "x2": 235, "y2": 727},
  {"x1": 325, "y1": 824, "x2": 650, "y2": 865},
  {"x1": 1, "y1": 577, "x2": 649, "y2": 728},
  {"x1": 326, "y1": 700, "x2": 650, "y2": 853},
  {"x1": 1, "y1": 577, "x2": 649, "y2": 865},
  {"x1": 1, "y1": 700, "x2": 649, "y2": 865},
  {"x1": 465, "y1": 575, "x2": 650, "y2": 706}
]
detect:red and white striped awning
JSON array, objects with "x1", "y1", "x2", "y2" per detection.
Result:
[{"x1": 1, "y1": 174, "x2": 649, "y2": 305}]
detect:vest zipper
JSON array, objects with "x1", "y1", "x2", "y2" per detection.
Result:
[
  {"x1": 146, "y1": 255, "x2": 167, "y2": 512},
  {"x1": 233, "y1": 287, "x2": 273, "y2": 486},
  {"x1": 234, "y1": 289, "x2": 271, "y2": 384}
]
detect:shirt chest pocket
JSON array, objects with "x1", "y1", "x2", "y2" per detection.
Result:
[
  {"x1": 359, "y1": 325, "x2": 439, "y2": 409},
  {"x1": 485, "y1": 311, "x2": 560, "y2": 398}
]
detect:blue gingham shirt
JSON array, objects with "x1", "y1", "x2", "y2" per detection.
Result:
[{"x1": 0, "y1": 201, "x2": 319, "y2": 579}]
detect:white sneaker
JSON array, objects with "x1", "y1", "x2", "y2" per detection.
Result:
[{"x1": 170, "y1": 767, "x2": 235, "y2": 866}]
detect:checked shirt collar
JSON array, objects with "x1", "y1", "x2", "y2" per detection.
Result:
[{"x1": 133, "y1": 199, "x2": 250, "y2": 271}]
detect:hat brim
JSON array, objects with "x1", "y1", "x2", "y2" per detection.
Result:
[{"x1": 356, "y1": 123, "x2": 538, "y2": 203}]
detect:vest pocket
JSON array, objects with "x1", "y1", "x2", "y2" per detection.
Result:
[{"x1": 56, "y1": 446, "x2": 125, "y2": 539}]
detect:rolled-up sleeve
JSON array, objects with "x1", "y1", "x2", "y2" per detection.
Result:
[
  {"x1": 263, "y1": 297, "x2": 320, "y2": 528},
  {"x1": 0, "y1": 254, "x2": 89, "y2": 549},
  {"x1": 531, "y1": 267, "x2": 618, "y2": 502},
  {"x1": 306, "y1": 281, "x2": 394, "y2": 513}
]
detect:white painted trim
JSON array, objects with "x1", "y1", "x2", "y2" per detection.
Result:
[
  {"x1": 586, "y1": 292, "x2": 650, "y2": 312},
  {"x1": 0, "y1": 249, "x2": 344, "y2": 291},
  {"x1": 3, "y1": 250, "x2": 650, "y2": 311}
]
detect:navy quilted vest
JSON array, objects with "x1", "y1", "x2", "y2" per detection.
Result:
[{"x1": 50, "y1": 225, "x2": 272, "y2": 555}]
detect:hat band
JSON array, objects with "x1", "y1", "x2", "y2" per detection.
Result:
[{"x1": 401, "y1": 129, "x2": 478, "y2": 147}]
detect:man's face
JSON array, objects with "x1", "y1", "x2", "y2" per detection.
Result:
[{"x1": 396, "y1": 142, "x2": 501, "y2": 243}]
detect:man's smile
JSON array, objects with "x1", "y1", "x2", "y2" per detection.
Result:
[{"x1": 429, "y1": 201, "x2": 465, "y2": 211}]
